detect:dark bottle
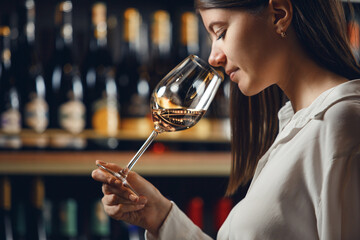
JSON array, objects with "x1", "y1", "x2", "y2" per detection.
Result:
[
  {"x1": 116, "y1": 8, "x2": 150, "y2": 120},
  {"x1": 0, "y1": 177, "x2": 14, "y2": 240},
  {"x1": 0, "y1": 19, "x2": 22, "y2": 149},
  {"x1": 57, "y1": 198, "x2": 78, "y2": 240},
  {"x1": 43, "y1": 199, "x2": 54, "y2": 240},
  {"x1": 13, "y1": 201, "x2": 27, "y2": 240},
  {"x1": 148, "y1": 10, "x2": 175, "y2": 93},
  {"x1": 177, "y1": 11, "x2": 200, "y2": 61},
  {"x1": 82, "y1": 2, "x2": 113, "y2": 129},
  {"x1": 13, "y1": 0, "x2": 49, "y2": 149},
  {"x1": 27, "y1": 177, "x2": 47, "y2": 240},
  {"x1": 82, "y1": 3, "x2": 120, "y2": 149},
  {"x1": 47, "y1": 1, "x2": 86, "y2": 149},
  {"x1": 90, "y1": 200, "x2": 110, "y2": 240}
]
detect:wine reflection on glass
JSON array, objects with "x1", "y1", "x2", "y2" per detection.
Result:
[{"x1": 97, "y1": 55, "x2": 223, "y2": 195}]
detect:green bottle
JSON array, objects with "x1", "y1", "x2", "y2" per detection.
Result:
[
  {"x1": 58, "y1": 198, "x2": 78, "y2": 240},
  {"x1": 90, "y1": 200, "x2": 111, "y2": 240}
]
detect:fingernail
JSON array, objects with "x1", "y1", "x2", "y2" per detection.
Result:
[
  {"x1": 97, "y1": 160, "x2": 107, "y2": 165},
  {"x1": 129, "y1": 194, "x2": 139, "y2": 202}
]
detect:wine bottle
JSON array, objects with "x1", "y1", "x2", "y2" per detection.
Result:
[
  {"x1": 214, "y1": 197, "x2": 233, "y2": 231},
  {"x1": 177, "y1": 11, "x2": 199, "y2": 61},
  {"x1": 43, "y1": 199, "x2": 54, "y2": 240},
  {"x1": 82, "y1": 2, "x2": 113, "y2": 129},
  {"x1": 47, "y1": 1, "x2": 86, "y2": 149},
  {"x1": 0, "y1": 176, "x2": 14, "y2": 240},
  {"x1": 27, "y1": 176, "x2": 47, "y2": 240},
  {"x1": 347, "y1": 17, "x2": 360, "y2": 62},
  {"x1": 0, "y1": 17, "x2": 22, "y2": 150},
  {"x1": 47, "y1": 0, "x2": 73, "y2": 128},
  {"x1": 186, "y1": 197, "x2": 204, "y2": 229},
  {"x1": 116, "y1": 8, "x2": 150, "y2": 120},
  {"x1": 57, "y1": 198, "x2": 78, "y2": 240},
  {"x1": 13, "y1": 0, "x2": 49, "y2": 149},
  {"x1": 82, "y1": 2, "x2": 120, "y2": 149},
  {"x1": 90, "y1": 200, "x2": 110, "y2": 240},
  {"x1": 13, "y1": 201, "x2": 27, "y2": 240},
  {"x1": 148, "y1": 10, "x2": 174, "y2": 93}
]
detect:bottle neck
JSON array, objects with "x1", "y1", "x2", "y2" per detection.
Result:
[
  {"x1": 121, "y1": 8, "x2": 142, "y2": 60},
  {"x1": 90, "y1": 2, "x2": 107, "y2": 50},
  {"x1": 151, "y1": 10, "x2": 172, "y2": 59},
  {"x1": 55, "y1": 1, "x2": 73, "y2": 50},
  {"x1": 0, "y1": 177, "x2": 11, "y2": 211},
  {"x1": 90, "y1": 25, "x2": 108, "y2": 50},
  {"x1": 180, "y1": 12, "x2": 199, "y2": 55},
  {"x1": 16, "y1": 0, "x2": 39, "y2": 68},
  {"x1": 20, "y1": 0, "x2": 36, "y2": 45},
  {"x1": 31, "y1": 177, "x2": 44, "y2": 210},
  {"x1": 0, "y1": 26, "x2": 12, "y2": 69}
]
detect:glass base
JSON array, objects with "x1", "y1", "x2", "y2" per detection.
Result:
[{"x1": 96, "y1": 163, "x2": 139, "y2": 196}]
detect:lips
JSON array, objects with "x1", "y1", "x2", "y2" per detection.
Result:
[{"x1": 226, "y1": 68, "x2": 239, "y2": 82}]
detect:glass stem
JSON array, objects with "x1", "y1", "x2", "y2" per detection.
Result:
[{"x1": 125, "y1": 129, "x2": 159, "y2": 172}]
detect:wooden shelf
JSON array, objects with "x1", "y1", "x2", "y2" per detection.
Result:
[
  {"x1": 0, "y1": 151, "x2": 231, "y2": 176},
  {"x1": 13, "y1": 118, "x2": 230, "y2": 145}
]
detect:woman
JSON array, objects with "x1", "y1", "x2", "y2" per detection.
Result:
[{"x1": 92, "y1": 0, "x2": 360, "y2": 239}]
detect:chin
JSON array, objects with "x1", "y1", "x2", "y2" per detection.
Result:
[
  {"x1": 238, "y1": 80, "x2": 269, "y2": 96},
  {"x1": 237, "y1": 83, "x2": 260, "y2": 97}
]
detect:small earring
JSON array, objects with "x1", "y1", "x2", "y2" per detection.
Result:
[{"x1": 280, "y1": 31, "x2": 287, "y2": 38}]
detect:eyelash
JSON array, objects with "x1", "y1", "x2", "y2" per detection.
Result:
[{"x1": 217, "y1": 30, "x2": 226, "y2": 40}]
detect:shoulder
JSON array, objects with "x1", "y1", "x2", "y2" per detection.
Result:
[
  {"x1": 319, "y1": 98, "x2": 360, "y2": 157},
  {"x1": 322, "y1": 98, "x2": 360, "y2": 131}
]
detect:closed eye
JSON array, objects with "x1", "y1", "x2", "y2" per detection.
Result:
[{"x1": 217, "y1": 30, "x2": 226, "y2": 40}]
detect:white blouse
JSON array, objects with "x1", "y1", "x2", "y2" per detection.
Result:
[{"x1": 146, "y1": 80, "x2": 360, "y2": 240}]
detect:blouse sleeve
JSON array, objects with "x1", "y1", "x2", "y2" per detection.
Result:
[
  {"x1": 145, "y1": 201, "x2": 213, "y2": 240},
  {"x1": 318, "y1": 100, "x2": 360, "y2": 239},
  {"x1": 318, "y1": 151, "x2": 360, "y2": 239}
]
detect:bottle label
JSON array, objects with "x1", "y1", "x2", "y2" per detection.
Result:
[
  {"x1": 59, "y1": 100, "x2": 86, "y2": 134},
  {"x1": 25, "y1": 96, "x2": 49, "y2": 133},
  {"x1": 1, "y1": 108, "x2": 21, "y2": 134},
  {"x1": 59, "y1": 199, "x2": 78, "y2": 237},
  {"x1": 92, "y1": 97, "x2": 120, "y2": 136},
  {"x1": 91, "y1": 201, "x2": 110, "y2": 236}
]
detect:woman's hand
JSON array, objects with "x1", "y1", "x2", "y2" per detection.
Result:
[{"x1": 91, "y1": 160, "x2": 172, "y2": 236}]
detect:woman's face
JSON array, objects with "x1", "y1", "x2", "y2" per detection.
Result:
[{"x1": 200, "y1": 8, "x2": 286, "y2": 96}]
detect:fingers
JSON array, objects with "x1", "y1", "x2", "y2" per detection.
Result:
[
  {"x1": 96, "y1": 160, "x2": 123, "y2": 172},
  {"x1": 103, "y1": 202, "x2": 145, "y2": 220},
  {"x1": 102, "y1": 184, "x2": 147, "y2": 205},
  {"x1": 92, "y1": 168, "x2": 122, "y2": 186},
  {"x1": 101, "y1": 193, "x2": 146, "y2": 221},
  {"x1": 92, "y1": 160, "x2": 125, "y2": 186}
]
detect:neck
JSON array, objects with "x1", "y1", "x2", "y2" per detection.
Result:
[{"x1": 276, "y1": 40, "x2": 348, "y2": 112}]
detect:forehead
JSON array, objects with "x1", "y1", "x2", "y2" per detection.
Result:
[{"x1": 199, "y1": 8, "x2": 232, "y2": 26}]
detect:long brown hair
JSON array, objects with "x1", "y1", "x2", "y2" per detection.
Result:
[{"x1": 196, "y1": 0, "x2": 360, "y2": 196}]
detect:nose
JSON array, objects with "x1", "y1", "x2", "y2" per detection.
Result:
[{"x1": 208, "y1": 44, "x2": 226, "y2": 67}]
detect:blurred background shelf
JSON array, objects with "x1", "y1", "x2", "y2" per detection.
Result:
[{"x1": 0, "y1": 151, "x2": 231, "y2": 176}]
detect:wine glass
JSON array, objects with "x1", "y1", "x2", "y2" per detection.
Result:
[{"x1": 97, "y1": 55, "x2": 223, "y2": 195}]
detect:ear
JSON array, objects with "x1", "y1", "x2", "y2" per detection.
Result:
[{"x1": 268, "y1": 0, "x2": 293, "y2": 35}]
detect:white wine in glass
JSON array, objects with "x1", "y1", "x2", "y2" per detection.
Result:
[{"x1": 97, "y1": 55, "x2": 223, "y2": 195}]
